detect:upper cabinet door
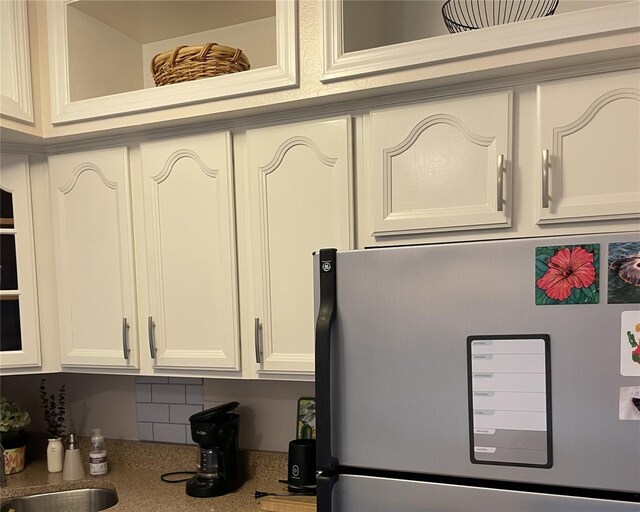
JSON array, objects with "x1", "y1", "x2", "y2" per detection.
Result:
[
  {"x1": 0, "y1": 154, "x2": 41, "y2": 368},
  {"x1": 537, "y1": 69, "x2": 640, "y2": 224},
  {"x1": 49, "y1": 147, "x2": 138, "y2": 368},
  {"x1": 140, "y1": 132, "x2": 240, "y2": 371},
  {"x1": 0, "y1": 0, "x2": 33, "y2": 123},
  {"x1": 246, "y1": 117, "x2": 354, "y2": 374},
  {"x1": 369, "y1": 91, "x2": 512, "y2": 237}
]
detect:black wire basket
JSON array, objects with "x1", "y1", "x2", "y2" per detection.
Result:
[{"x1": 442, "y1": 0, "x2": 560, "y2": 33}]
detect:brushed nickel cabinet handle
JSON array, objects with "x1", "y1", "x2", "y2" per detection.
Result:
[
  {"x1": 254, "y1": 318, "x2": 263, "y2": 364},
  {"x1": 122, "y1": 318, "x2": 130, "y2": 360},
  {"x1": 542, "y1": 149, "x2": 550, "y2": 209},
  {"x1": 148, "y1": 316, "x2": 157, "y2": 358},
  {"x1": 497, "y1": 154, "x2": 505, "y2": 212}
]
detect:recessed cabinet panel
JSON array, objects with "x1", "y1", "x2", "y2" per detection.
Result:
[
  {"x1": 140, "y1": 132, "x2": 239, "y2": 370},
  {"x1": 0, "y1": 154, "x2": 40, "y2": 368},
  {"x1": 537, "y1": 69, "x2": 640, "y2": 224},
  {"x1": 47, "y1": 0, "x2": 297, "y2": 123},
  {"x1": 322, "y1": 0, "x2": 636, "y2": 83},
  {"x1": 246, "y1": 117, "x2": 353, "y2": 374},
  {"x1": 49, "y1": 148, "x2": 138, "y2": 368},
  {"x1": 369, "y1": 90, "x2": 512, "y2": 236}
]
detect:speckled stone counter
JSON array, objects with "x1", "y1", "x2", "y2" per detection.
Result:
[{"x1": 1, "y1": 437, "x2": 289, "y2": 511}]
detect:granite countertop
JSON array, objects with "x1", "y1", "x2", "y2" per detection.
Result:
[{"x1": 1, "y1": 437, "x2": 289, "y2": 511}]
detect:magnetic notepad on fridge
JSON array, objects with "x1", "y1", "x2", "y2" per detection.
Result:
[{"x1": 467, "y1": 335, "x2": 552, "y2": 468}]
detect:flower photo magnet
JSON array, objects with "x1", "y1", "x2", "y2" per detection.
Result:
[{"x1": 535, "y1": 244, "x2": 599, "y2": 305}]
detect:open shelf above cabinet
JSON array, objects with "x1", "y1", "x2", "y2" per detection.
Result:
[
  {"x1": 47, "y1": 0, "x2": 297, "y2": 124},
  {"x1": 322, "y1": 0, "x2": 638, "y2": 82}
]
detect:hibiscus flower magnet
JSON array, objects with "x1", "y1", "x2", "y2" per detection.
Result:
[{"x1": 535, "y1": 244, "x2": 599, "y2": 305}]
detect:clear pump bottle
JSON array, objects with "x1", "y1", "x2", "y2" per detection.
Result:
[{"x1": 89, "y1": 428, "x2": 108, "y2": 476}]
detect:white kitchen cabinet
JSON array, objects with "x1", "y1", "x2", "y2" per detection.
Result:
[
  {"x1": 0, "y1": 0, "x2": 33, "y2": 123},
  {"x1": 536, "y1": 69, "x2": 640, "y2": 224},
  {"x1": 0, "y1": 154, "x2": 41, "y2": 369},
  {"x1": 139, "y1": 132, "x2": 240, "y2": 371},
  {"x1": 244, "y1": 116, "x2": 354, "y2": 374},
  {"x1": 367, "y1": 90, "x2": 512, "y2": 237},
  {"x1": 49, "y1": 147, "x2": 138, "y2": 369}
]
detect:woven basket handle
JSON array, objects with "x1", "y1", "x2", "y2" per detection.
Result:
[
  {"x1": 230, "y1": 48, "x2": 242, "y2": 63},
  {"x1": 169, "y1": 45, "x2": 188, "y2": 67},
  {"x1": 196, "y1": 43, "x2": 216, "y2": 61}
]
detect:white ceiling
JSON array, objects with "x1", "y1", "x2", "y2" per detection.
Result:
[{"x1": 69, "y1": 0, "x2": 277, "y2": 44}]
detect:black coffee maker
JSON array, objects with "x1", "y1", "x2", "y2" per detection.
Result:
[{"x1": 186, "y1": 402, "x2": 244, "y2": 498}]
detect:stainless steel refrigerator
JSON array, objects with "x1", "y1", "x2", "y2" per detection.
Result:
[{"x1": 314, "y1": 232, "x2": 640, "y2": 511}]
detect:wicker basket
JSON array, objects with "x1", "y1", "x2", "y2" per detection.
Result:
[{"x1": 151, "y1": 43, "x2": 250, "y2": 86}]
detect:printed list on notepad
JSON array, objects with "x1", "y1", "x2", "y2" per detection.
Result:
[{"x1": 470, "y1": 338, "x2": 549, "y2": 467}]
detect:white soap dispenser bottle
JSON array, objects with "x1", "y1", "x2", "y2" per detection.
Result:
[{"x1": 62, "y1": 433, "x2": 85, "y2": 481}]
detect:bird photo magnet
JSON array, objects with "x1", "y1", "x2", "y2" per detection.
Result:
[
  {"x1": 535, "y1": 244, "x2": 599, "y2": 305},
  {"x1": 608, "y1": 242, "x2": 640, "y2": 304}
]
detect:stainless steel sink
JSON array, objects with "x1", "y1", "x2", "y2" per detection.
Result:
[{"x1": 0, "y1": 488, "x2": 118, "y2": 512}]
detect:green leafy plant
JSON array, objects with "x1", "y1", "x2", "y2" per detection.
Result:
[
  {"x1": 0, "y1": 397, "x2": 31, "y2": 433},
  {"x1": 39, "y1": 379, "x2": 66, "y2": 439}
]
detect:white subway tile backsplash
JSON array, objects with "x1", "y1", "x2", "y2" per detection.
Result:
[
  {"x1": 168, "y1": 377, "x2": 203, "y2": 385},
  {"x1": 137, "y1": 403, "x2": 169, "y2": 423},
  {"x1": 137, "y1": 422, "x2": 154, "y2": 441},
  {"x1": 185, "y1": 385, "x2": 204, "y2": 405},
  {"x1": 153, "y1": 423, "x2": 187, "y2": 444},
  {"x1": 169, "y1": 404, "x2": 203, "y2": 424},
  {"x1": 135, "y1": 384, "x2": 152, "y2": 402},
  {"x1": 135, "y1": 377, "x2": 169, "y2": 384},
  {"x1": 151, "y1": 384, "x2": 186, "y2": 404}
]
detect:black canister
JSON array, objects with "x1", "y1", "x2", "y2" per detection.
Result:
[{"x1": 287, "y1": 439, "x2": 316, "y2": 493}]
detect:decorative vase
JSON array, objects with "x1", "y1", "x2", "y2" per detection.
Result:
[
  {"x1": 47, "y1": 437, "x2": 64, "y2": 473},
  {"x1": 1, "y1": 429, "x2": 27, "y2": 474}
]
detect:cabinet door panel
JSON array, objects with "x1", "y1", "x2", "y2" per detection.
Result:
[
  {"x1": 369, "y1": 91, "x2": 512, "y2": 236},
  {"x1": 0, "y1": 154, "x2": 40, "y2": 368},
  {"x1": 246, "y1": 117, "x2": 353, "y2": 374},
  {"x1": 537, "y1": 70, "x2": 640, "y2": 223},
  {"x1": 140, "y1": 132, "x2": 239, "y2": 370},
  {"x1": 50, "y1": 148, "x2": 137, "y2": 368},
  {"x1": 0, "y1": 0, "x2": 33, "y2": 122}
]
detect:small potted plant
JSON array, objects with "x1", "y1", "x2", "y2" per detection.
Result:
[
  {"x1": 0, "y1": 397, "x2": 31, "y2": 474},
  {"x1": 39, "y1": 380, "x2": 66, "y2": 473}
]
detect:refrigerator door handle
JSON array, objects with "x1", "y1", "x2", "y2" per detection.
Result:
[{"x1": 315, "y1": 248, "x2": 338, "y2": 473}]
